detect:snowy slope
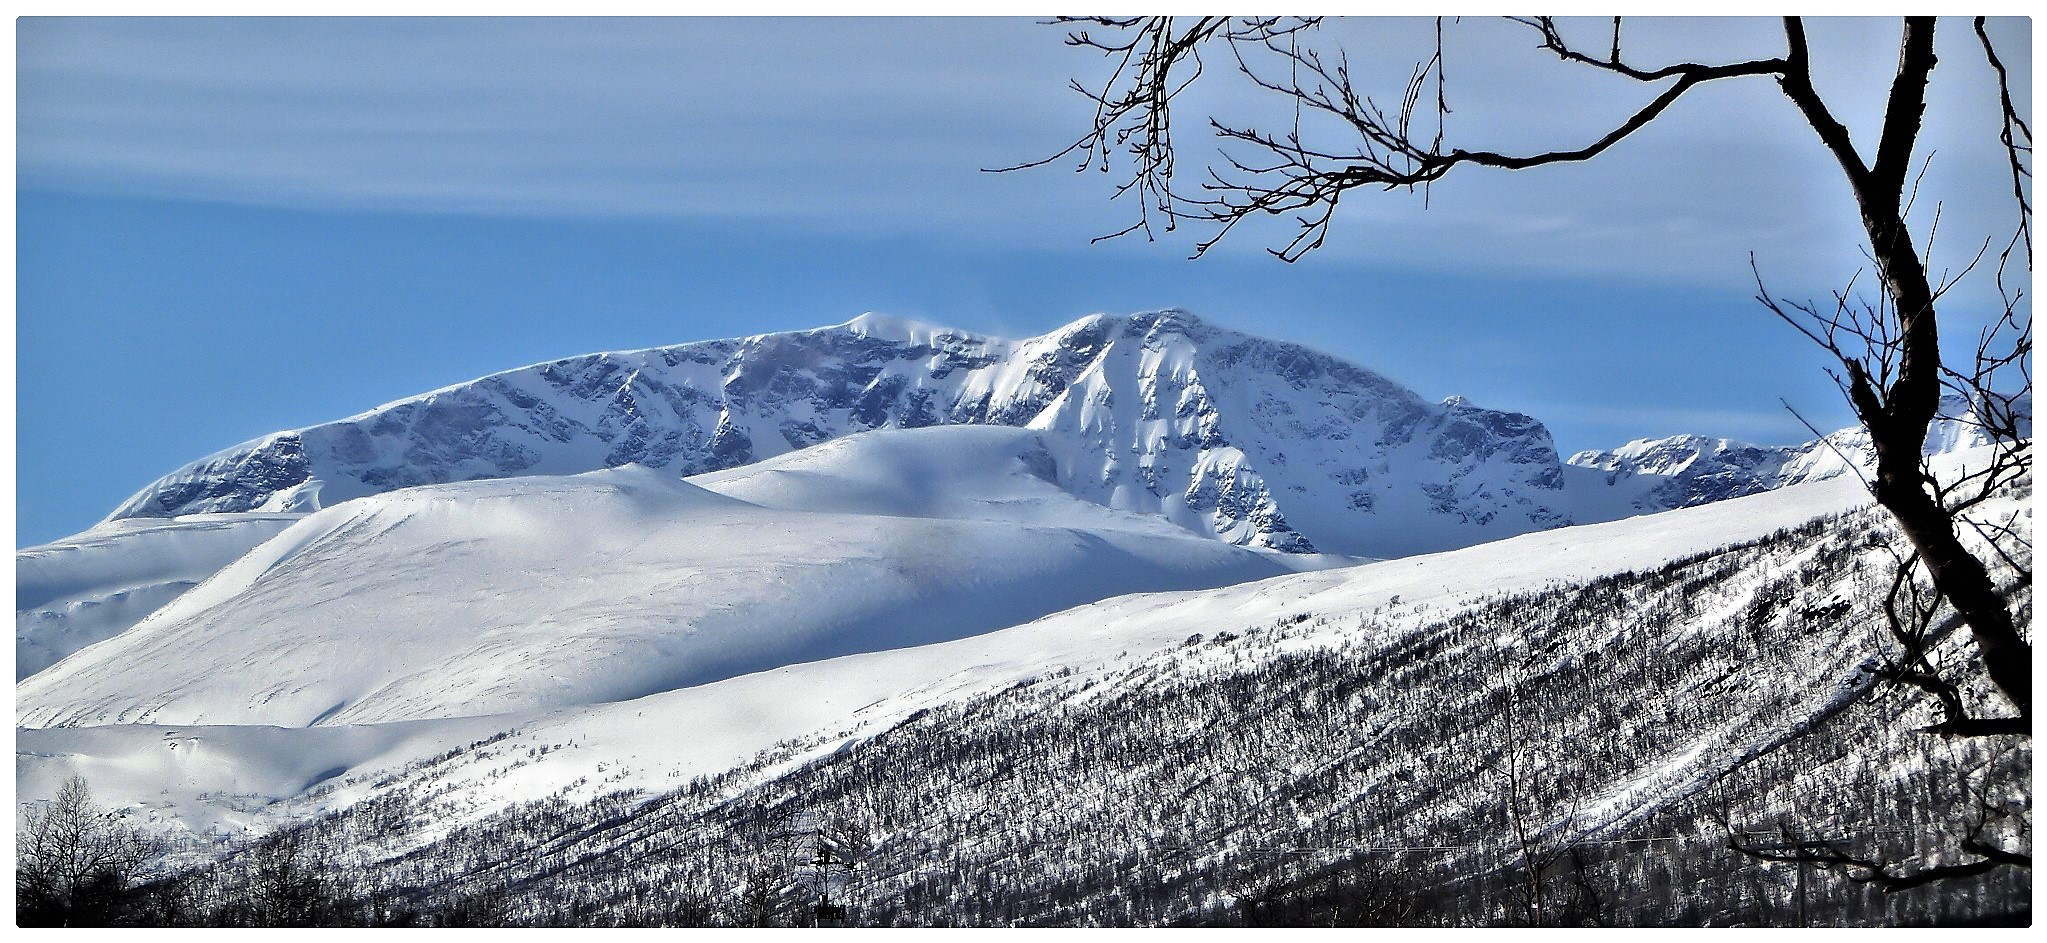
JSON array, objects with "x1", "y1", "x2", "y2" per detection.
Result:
[
  {"x1": 17, "y1": 462, "x2": 1899, "y2": 840},
  {"x1": 17, "y1": 465, "x2": 1310, "y2": 729},
  {"x1": 361, "y1": 466, "x2": 1885, "y2": 799},
  {"x1": 692, "y1": 423, "x2": 1340, "y2": 548},
  {"x1": 14, "y1": 716, "x2": 513, "y2": 837},
  {"x1": 690, "y1": 424, "x2": 1153, "y2": 528},
  {"x1": 15, "y1": 513, "x2": 304, "y2": 679},
  {"x1": 104, "y1": 311, "x2": 1573, "y2": 558}
]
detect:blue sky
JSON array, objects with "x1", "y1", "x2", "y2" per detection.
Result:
[{"x1": 13, "y1": 17, "x2": 2032, "y2": 546}]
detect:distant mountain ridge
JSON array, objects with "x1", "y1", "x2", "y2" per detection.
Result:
[
  {"x1": 106, "y1": 310, "x2": 1575, "y2": 559},
  {"x1": 1566, "y1": 391, "x2": 2032, "y2": 512}
]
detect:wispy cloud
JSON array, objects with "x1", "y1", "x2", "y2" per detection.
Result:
[{"x1": 16, "y1": 16, "x2": 2031, "y2": 295}]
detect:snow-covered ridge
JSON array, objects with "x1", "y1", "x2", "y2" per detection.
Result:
[
  {"x1": 1565, "y1": 392, "x2": 2032, "y2": 513},
  {"x1": 104, "y1": 310, "x2": 1574, "y2": 559}
]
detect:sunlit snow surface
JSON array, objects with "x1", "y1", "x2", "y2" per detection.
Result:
[
  {"x1": 15, "y1": 514, "x2": 304, "y2": 679},
  {"x1": 19, "y1": 459, "x2": 1328, "y2": 729},
  {"x1": 18, "y1": 454, "x2": 1907, "y2": 841}
]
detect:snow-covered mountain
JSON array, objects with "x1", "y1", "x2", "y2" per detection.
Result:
[
  {"x1": 14, "y1": 304, "x2": 2029, "y2": 923},
  {"x1": 1566, "y1": 392, "x2": 2032, "y2": 513},
  {"x1": 105, "y1": 310, "x2": 1573, "y2": 559},
  {"x1": 26, "y1": 311, "x2": 2022, "y2": 686}
]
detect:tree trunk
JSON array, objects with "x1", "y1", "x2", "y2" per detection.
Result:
[
  {"x1": 1782, "y1": 16, "x2": 2031, "y2": 723},
  {"x1": 1872, "y1": 455, "x2": 2032, "y2": 720}
]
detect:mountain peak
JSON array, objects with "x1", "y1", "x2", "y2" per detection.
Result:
[{"x1": 1125, "y1": 307, "x2": 1206, "y2": 333}]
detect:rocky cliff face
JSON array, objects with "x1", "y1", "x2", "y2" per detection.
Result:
[{"x1": 105, "y1": 310, "x2": 1575, "y2": 558}]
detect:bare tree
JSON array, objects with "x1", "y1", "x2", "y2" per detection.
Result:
[
  {"x1": 15, "y1": 775, "x2": 161, "y2": 926},
  {"x1": 244, "y1": 830, "x2": 341, "y2": 926},
  {"x1": 1486, "y1": 640, "x2": 1602, "y2": 927},
  {"x1": 1489, "y1": 643, "x2": 1547, "y2": 927},
  {"x1": 202, "y1": 828, "x2": 344, "y2": 926},
  {"x1": 1009, "y1": 11, "x2": 2030, "y2": 886},
  {"x1": 715, "y1": 805, "x2": 811, "y2": 927}
]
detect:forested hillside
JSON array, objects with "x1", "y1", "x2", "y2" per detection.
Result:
[{"x1": 143, "y1": 498, "x2": 2030, "y2": 926}]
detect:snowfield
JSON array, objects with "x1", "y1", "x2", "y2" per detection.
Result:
[
  {"x1": 18, "y1": 458, "x2": 1326, "y2": 729},
  {"x1": 19, "y1": 459, "x2": 1892, "y2": 841},
  {"x1": 15, "y1": 513, "x2": 305, "y2": 678}
]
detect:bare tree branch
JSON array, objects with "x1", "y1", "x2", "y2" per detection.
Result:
[{"x1": 1975, "y1": 17, "x2": 2033, "y2": 262}]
